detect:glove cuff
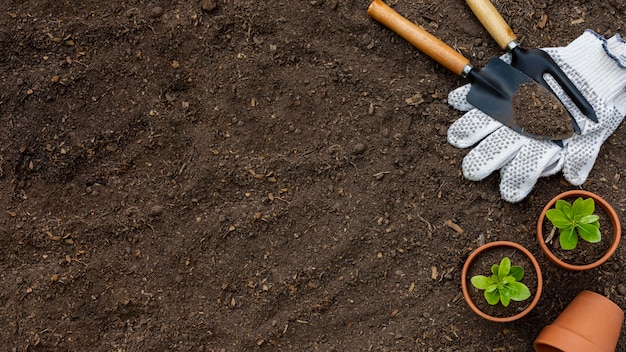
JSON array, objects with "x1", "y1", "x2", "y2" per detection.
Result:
[{"x1": 556, "y1": 30, "x2": 626, "y2": 102}]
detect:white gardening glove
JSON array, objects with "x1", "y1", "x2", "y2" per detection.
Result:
[{"x1": 447, "y1": 30, "x2": 626, "y2": 202}]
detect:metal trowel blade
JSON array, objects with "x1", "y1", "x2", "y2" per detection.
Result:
[{"x1": 466, "y1": 58, "x2": 578, "y2": 141}]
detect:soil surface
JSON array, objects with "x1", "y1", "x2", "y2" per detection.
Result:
[
  {"x1": 512, "y1": 82, "x2": 572, "y2": 140},
  {"x1": 1, "y1": 0, "x2": 625, "y2": 351}
]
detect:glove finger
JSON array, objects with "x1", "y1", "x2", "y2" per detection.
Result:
[
  {"x1": 461, "y1": 127, "x2": 528, "y2": 181},
  {"x1": 498, "y1": 141, "x2": 563, "y2": 202},
  {"x1": 447, "y1": 109, "x2": 503, "y2": 148},
  {"x1": 562, "y1": 106, "x2": 625, "y2": 185},
  {"x1": 562, "y1": 130, "x2": 606, "y2": 185},
  {"x1": 447, "y1": 84, "x2": 474, "y2": 111}
]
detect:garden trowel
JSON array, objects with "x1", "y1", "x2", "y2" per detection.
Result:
[
  {"x1": 368, "y1": 0, "x2": 576, "y2": 141},
  {"x1": 466, "y1": 0, "x2": 597, "y2": 124}
]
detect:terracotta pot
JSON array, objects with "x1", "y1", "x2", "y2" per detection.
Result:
[
  {"x1": 537, "y1": 190, "x2": 621, "y2": 271},
  {"x1": 533, "y1": 290, "x2": 624, "y2": 352},
  {"x1": 461, "y1": 241, "x2": 543, "y2": 322}
]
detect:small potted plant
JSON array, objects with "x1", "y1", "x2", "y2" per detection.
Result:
[
  {"x1": 470, "y1": 256, "x2": 531, "y2": 307},
  {"x1": 461, "y1": 241, "x2": 543, "y2": 322},
  {"x1": 537, "y1": 190, "x2": 621, "y2": 271}
]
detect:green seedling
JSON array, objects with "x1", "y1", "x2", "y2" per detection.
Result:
[
  {"x1": 545, "y1": 197, "x2": 601, "y2": 250},
  {"x1": 470, "y1": 257, "x2": 531, "y2": 307}
]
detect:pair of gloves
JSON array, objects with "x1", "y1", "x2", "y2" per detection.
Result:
[{"x1": 447, "y1": 30, "x2": 626, "y2": 202}]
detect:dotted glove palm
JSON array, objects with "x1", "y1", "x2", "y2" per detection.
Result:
[{"x1": 447, "y1": 30, "x2": 626, "y2": 202}]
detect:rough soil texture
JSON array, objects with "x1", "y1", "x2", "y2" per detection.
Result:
[
  {"x1": 0, "y1": 0, "x2": 625, "y2": 351},
  {"x1": 512, "y1": 82, "x2": 573, "y2": 140}
]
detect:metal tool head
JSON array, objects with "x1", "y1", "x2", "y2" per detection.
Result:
[
  {"x1": 466, "y1": 58, "x2": 579, "y2": 141},
  {"x1": 366, "y1": 0, "x2": 577, "y2": 142},
  {"x1": 509, "y1": 45, "x2": 598, "y2": 123}
]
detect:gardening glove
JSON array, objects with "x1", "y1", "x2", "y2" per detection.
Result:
[{"x1": 447, "y1": 30, "x2": 626, "y2": 203}]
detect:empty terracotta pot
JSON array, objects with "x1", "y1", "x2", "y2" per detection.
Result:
[
  {"x1": 537, "y1": 190, "x2": 621, "y2": 271},
  {"x1": 534, "y1": 290, "x2": 624, "y2": 352}
]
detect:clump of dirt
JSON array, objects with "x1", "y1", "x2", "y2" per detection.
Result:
[{"x1": 512, "y1": 82, "x2": 574, "y2": 140}]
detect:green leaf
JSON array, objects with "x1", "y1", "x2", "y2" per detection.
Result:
[
  {"x1": 579, "y1": 215, "x2": 599, "y2": 224},
  {"x1": 509, "y1": 266, "x2": 524, "y2": 281},
  {"x1": 498, "y1": 257, "x2": 511, "y2": 279},
  {"x1": 501, "y1": 276, "x2": 516, "y2": 285},
  {"x1": 574, "y1": 197, "x2": 595, "y2": 217},
  {"x1": 471, "y1": 275, "x2": 490, "y2": 290},
  {"x1": 507, "y1": 282, "x2": 531, "y2": 301},
  {"x1": 545, "y1": 208, "x2": 573, "y2": 229},
  {"x1": 485, "y1": 283, "x2": 498, "y2": 293},
  {"x1": 499, "y1": 289, "x2": 511, "y2": 307},
  {"x1": 577, "y1": 223, "x2": 601, "y2": 243},
  {"x1": 562, "y1": 200, "x2": 575, "y2": 219},
  {"x1": 554, "y1": 199, "x2": 569, "y2": 212},
  {"x1": 559, "y1": 227, "x2": 578, "y2": 250},
  {"x1": 491, "y1": 264, "x2": 499, "y2": 276},
  {"x1": 485, "y1": 289, "x2": 500, "y2": 305}
]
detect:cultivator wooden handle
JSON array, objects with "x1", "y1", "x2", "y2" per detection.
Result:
[
  {"x1": 367, "y1": 0, "x2": 470, "y2": 76},
  {"x1": 367, "y1": 0, "x2": 576, "y2": 141},
  {"x1": 466, "y1": 0, "x2": 597, "y2": 123},
  {"x1": 466, "y1": 0, "x2": 517, "y2": 49}
]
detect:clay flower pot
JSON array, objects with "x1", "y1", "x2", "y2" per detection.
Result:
[
  {"x1": 537, "y1": 190, "x2": 621, "y2": 271},
  {"x1": 461, "y1": 241, "x2": 543, "y2": 322},
  {"x1": 534, "y1": 290, "x2": 624, "y2": 352}
]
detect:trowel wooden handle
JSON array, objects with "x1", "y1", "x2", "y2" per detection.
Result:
[
  {"x1": 466, "y1": 0, "x2": 517, "y2": 49},
  {"x1": 368, "y1": 0, "x2": 469, "y2": 76}
]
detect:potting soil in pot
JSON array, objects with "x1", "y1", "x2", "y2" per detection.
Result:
[
  {"x1": 541, "y1": 199, "x2": 614, "y2": 265},
  {"x1": 465, "y1": 246, "x2": 538, "y2": 318}
]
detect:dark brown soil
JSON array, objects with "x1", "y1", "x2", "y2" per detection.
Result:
[
  {"x1": 465, "y1": 246, "x2": 539, "y2": 319},
  {"x1": 1, "y1": 0, "x2": 625, "y2": 351},
  {"x1": 512, "y1": 82, "x2": 573, "y2": 139}
]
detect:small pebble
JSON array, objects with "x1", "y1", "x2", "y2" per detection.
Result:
[
  {"x1": 352, "y1": 143, "x2": 366, "y2": 155},
  {"x1": 150, "y1": 6, "x2": 164, "y2": 18},
  {"x1": 201, "y1": 0, "x2": 217, "y2": 12},
  {"x1": 149, "y1": 205, "x2": 164, "y2": 216},
  {"x1": 618, "y1": 284, "x2": 626, "y2": 296}
]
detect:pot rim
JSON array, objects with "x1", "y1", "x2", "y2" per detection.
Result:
[
  {"x1": 536, "y1": 190, "x2": 621, "y2": 271},
  {"x1": 461, "y1": 240, "x2": 543, "y2": 323},
  {"x1": 533, "y1": 290, "x2": 624, "y2": 352}
]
